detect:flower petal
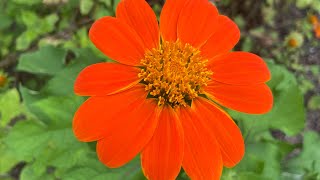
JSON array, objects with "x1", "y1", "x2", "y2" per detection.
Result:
[
  {"x1": 193, "y1": 98, "x2": 245, "y2": 167},
  {"x1": 74, "y1": 63, "x2": 141, "y2": 96},
  {"x1": 141, "y1": 106, "x2": 184, "y2": 180},
  {"x1": 205, "y1": 82, "x2": 273, "y2": 114},
  {"x1": 207, "y1": 52, "x2": 271, "y2": 85},
  {"x1": 96, "y1": 95, "x2": 160, "y2": 168},
  {"x1": 177, "y1": 0, "x2": 219, "y2": 47},
  {"x1": 160, "y1": 0, "x2": 189, "y2": 42},
  {"x1": 116, "y1": 0, "x2": 159, "y2": 50},
  {"x1": 73, "y1": 85, "x2": 148, "y2": 142},
  {"x1": 89, "y1": 16, "x2": 145, "y2": 66},
  {"x1": 201, "y1": 15, "x2": 240, "y2": 58},
  {"x1": 178, "y1": 106, "x2": 223, "y2": 180}
]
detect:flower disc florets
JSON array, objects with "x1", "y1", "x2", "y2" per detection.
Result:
[{"x1": 139, "y1": 40, "x2": 212, "y2": 107}]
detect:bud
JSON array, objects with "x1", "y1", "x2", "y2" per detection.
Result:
[{"x1": 285, "y1": 32, "x2": 304, "y2": 48}]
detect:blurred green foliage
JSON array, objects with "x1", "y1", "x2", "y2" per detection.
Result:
[{"x1": 0, "y1": 0, "x2": 319, "y2": 180}]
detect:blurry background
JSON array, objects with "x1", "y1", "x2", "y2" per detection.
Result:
[{"x1": 0, "y1": 0, "x2": 319, "y2": 179}]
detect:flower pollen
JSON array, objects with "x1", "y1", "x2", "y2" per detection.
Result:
[{"x1": 139, "y1": 40, "x2": 212, "y2": 108}]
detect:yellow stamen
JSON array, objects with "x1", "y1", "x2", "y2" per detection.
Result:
[{"x1": 138, "y1": 40, "x2": 212, "y2": 107}]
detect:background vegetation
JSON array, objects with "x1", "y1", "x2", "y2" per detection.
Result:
[{"x1": 0, "y1": 0, "x2": 319, "y2": 179}]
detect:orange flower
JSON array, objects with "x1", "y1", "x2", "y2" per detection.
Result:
[
  {"x1": 309, "y1": 15, "x2": 320, "y2": 39},
  {"x1": 315, "y1": 24, "x2": 320, "y2": 38},
  {"x1": 309, "y1": 15, "x2": 318, "y2": 26},
  {"x1": 73, "y1": 0, "x2": 273, "y2": 179},
  {"x1": 0, "y1": 75, "x2": 7, "y2": 88}
]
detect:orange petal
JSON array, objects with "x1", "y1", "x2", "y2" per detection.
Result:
[
  {"x1": 116, "y1": 0, "x2": 159, "y2": 50},
  {"x1": 73, "y1": 85, "x2": 148, "y2": 142},
  {"x1": 205, "y1": 82, "x2": 273, "y2": 114},
  {"x1": 141, "y1": 106, "x2": 184, "y2": 180},
  {"x1": 201, "y1": 15, "x2": 240, "y2": 58},
  {"x1": 207, "y1": 52, "x2": 271, "y2": 85},
  {"x1": 96, "y1": 96, "x2": 161, "y2": 168},
  {"x1": 178, "y1": 106, "x2": 223, "y2": 180},
  {"x1": 89, "y1": 16, "x2": 145, "y2": 66},
  {"x1": 177, "y1": 0, "x2": 219, "y2": 47},
  {"x1": 193, "y1": 98, "x2": 245, "y2": 167},
  {"x1": 74, "y1": 63, "x2": 141, "y2": 96},
  {"x1": 160, "y1": 0, "x2": 189, "y2": 42}
]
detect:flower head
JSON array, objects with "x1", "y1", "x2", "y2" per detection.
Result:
[
  {"x1": 309, "y1": 15, "x2": 319, "y2": 25},
  {"x1": 0, "y1": 71, "x2": 8, "y2": 89},
  {"x1": 285, "y1": 32, "x2": 304, "y2": 48},
  {"x1": 308, "y1": 15, "x2": 320, "y2": 39},
  {"x1": 314, "y1": 24, "x2": 320, "y2": 39},
  {"x1": 73, "y1": 0, "x2": 273, "y2": 179}
]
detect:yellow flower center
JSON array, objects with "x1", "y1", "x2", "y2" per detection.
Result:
[{"x1": 138, "y1": 40, "x2": 212, "y2": 107}]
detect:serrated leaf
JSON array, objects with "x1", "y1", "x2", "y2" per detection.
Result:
[
  {"x1": 33, "y1": 96, "x2": 84, "y2": 126},
  {"x1": 0, "y1": 139, "x2": 19, "y2": 174},
  {"x1": 20, "y1": 163, "x2": 55, "y2": 180},
  {"x1": 17, "y1": 46, "x2": 67, "y2": 75},
  {"x1": 0, "y1": 89, "x2": 24, "y2": 127}
]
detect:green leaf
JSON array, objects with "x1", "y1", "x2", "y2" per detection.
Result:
[
  {"x1": 17, "y1": 46, "x2": 67, "y2": 75},
  {"x1": 3, "y1": 120, "x2": 90, "y2": 168},
  {"x1": 285, "y1": 131, "x2": 320, "y2": 178},
  {"x1": 0, "y1": 89, "x2": 24, "y2": 127},
  {"x1": 222, "y1": 140, "x2": 293, "y2": 180},
  {"x1": 312, "y1": 0, "x2": 320, "y2": 13},
  {"x1": 0, "y1": 138, "x2": 19, "y2": 174},
  {"x1": 0, "y1": 14, "x2": 12, "y2": 30},
  {"x1": 11, "y1": 0, "x2": 42, "y2": 5},
  {"x1": 43, "y1": 48, "x2": 102, "y2": 96},
  {"x1": 93, "y1": 5, "x2": 113, "y2": 20},
  {"x1": 60, "y1": 156, "x2": 145, "y2": 180},
  {"x1": 4, "y1": 120, "x2": 145, "y2": 179},
  {"x1": 16, "y1": 12, "x2": 58, "y2": 50},
  {"x1": 20, "y1": 11, "x2": 38, "y2": 28},
  {"x1": 296, "y1": 0, "x2": 313, "y2": 8},
  {"x1": 308, "y1": 96, "x2": 320, "y2": 110},
  {"x1": 80, "y1": 0, "x2": 94, "y2": 15},
  {"x1": 40, "y1": 14, "x2": 59, "y2": 34},
  {"x1": 229, "y1": 61, "x2": 305, "y2": 137},
  {"x1": 20, "y1": 163, "x2": 55, "y2": 180},
  {"x1": 30, "y1": 96, "x2": 84, "y2": 126},
  {"x1": 15, "y1": 30, "x2": 38, "y2": 51}
]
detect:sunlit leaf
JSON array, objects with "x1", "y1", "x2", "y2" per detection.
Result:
[
  {"x1": 0, "y1": 89, "x2": 25, "y2": 127},
  {"x1": 17, "y1": 46, "x2": 67, "y2": 75}
]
